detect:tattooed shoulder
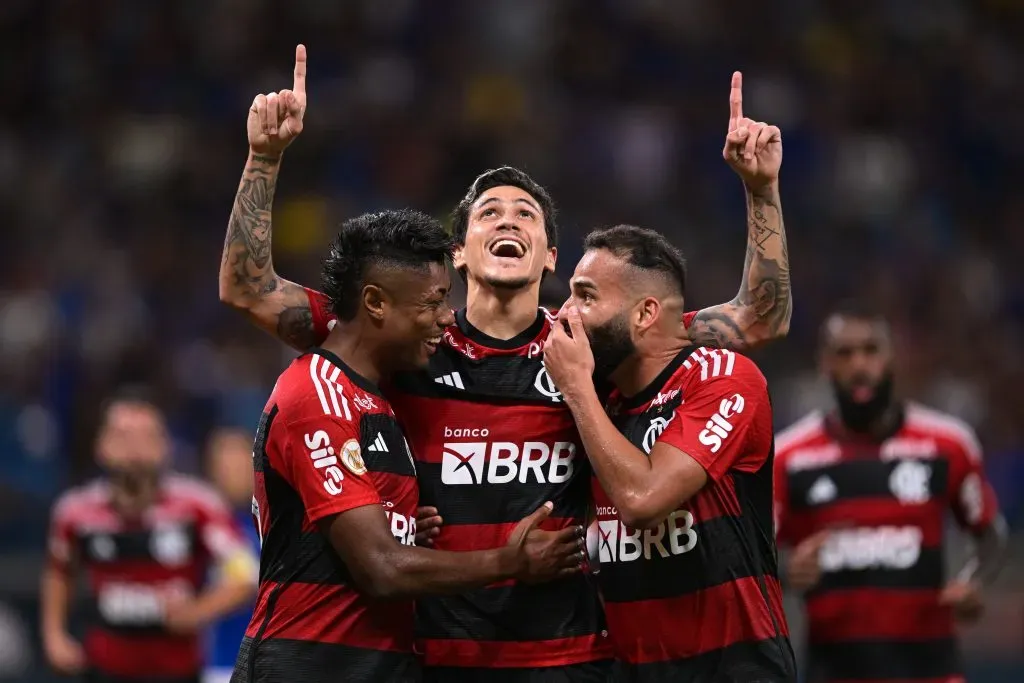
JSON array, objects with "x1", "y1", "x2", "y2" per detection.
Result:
[{"x1": 687, "y1": 306, "x2": 749, "y2": 351}]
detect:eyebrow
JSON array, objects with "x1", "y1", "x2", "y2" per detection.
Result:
[
  {"x1": 476, "y1": 196, "x2": 542, "y2": 214},
  {"x1": 572, "y1": 278, "x2": 597, "y2": 291}
]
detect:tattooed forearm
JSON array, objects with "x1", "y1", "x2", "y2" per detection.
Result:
[
  {"x1": 220, "y1": 154, "x2": 282, "y2": 301},
  {"x1": 736, "y1": 183, "x2": 791, "y2": 336},
  {"x1": 685, "y1": 182, "x2": 791, "y2": 352}
]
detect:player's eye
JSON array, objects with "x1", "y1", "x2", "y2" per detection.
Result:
[
  {"x1": 519, "y1": 209, "x2": 535, "y2": 219},
  {"x1": 481, "y1": 208, "x2": 497, "y2": 218}
]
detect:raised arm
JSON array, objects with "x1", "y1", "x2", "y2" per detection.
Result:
[
  {"x1": 219, "y1": 45, "x2": 322, "y2": 352},
  {"x1": 687, "y1": 72, "x2": 791, "y2": 351}
]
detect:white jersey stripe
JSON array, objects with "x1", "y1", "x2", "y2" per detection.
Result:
[
  {"x1": 321, "y1": 361, "x2": 344, "y2": 418},
  {"x1": 309, "y1": 355, "x2": 333, "y2": 416}
]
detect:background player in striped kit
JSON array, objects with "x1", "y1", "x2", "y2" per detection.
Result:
[
  {"x1": 774, "y1": 304, "x2": 1007, "y2": 683},
  {"x1": 42, "y1": 390, "x2": 258, "y2": 683},
  {"x1": 219, "y1": 47, "x2": 792, "y2": 682}
]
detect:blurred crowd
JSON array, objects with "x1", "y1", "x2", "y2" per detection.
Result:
[{"x1": 1, "y1": 0, "x2": 1023, "y2": 673}]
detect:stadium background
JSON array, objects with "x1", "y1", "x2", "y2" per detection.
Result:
[{"x1": 1, "y1": 0, "x2": 1021, "y2": 680}]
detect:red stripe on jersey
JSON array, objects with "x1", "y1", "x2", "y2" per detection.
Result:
[
  {"x1": 603, "y1": 576, "x2": 785, "y2": 664},
  {"x1": 421, "y1": 633, "x2": 612, "y2": 668},
  {"x1": 248, "y1": 581, "x2": 413, "y2": 652},
  {"x1": 785, "y1": 498, "x2": 946, "y2": 547},
  {"x1": 433, "y1": 518, "x2": 576, "y2": 552},
  {"x1": 85, "y1": 629, "x2": 200, "y2": 677},
  {"x1": 806, "y1": 588, "x2": 955, "y2": 643}
]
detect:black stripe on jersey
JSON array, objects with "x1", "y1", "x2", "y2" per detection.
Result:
[
  {"x1": 415, "y1": 462, "x2": 591, "y2": 525},
  {"x1": 87, "y1": 671, "x2": 199, "y2": 683},
  {"x1": 416, "y1": 573, "x2": 605, "y2": 642},
  {"x1": 258, "y1": 466, "x2": 350, "y2": 586},
  {"x1": 358, "y1": 413, "x2": 416, "y2": 477},
  {"x1": 810, "y1": 546, "x2": 945, "y2": 593},
  {"x1": 393, "y1": 354, "x2": 562, "y2": 405},
  {"x1": 787, "y1": 458, "x2": 949, "y2": 511},
  {"x1": 807, "y1": 637, "x2": 961, "y2": 681},
  {"x1": 232, "y1": 635, "x2": 419, "y2": 683},
  {"x1": 252, "y1": 406, "x2": 278, "y2": 475},
  {"x1": 75, "y1": 526, "x2": 199, "y2": 564},
  {"x1": 598, "y1": 514, "x2": 758, "y2": 604},
  {"x1": 618, "y1": 638, "x2": 796, "y2": 683}
]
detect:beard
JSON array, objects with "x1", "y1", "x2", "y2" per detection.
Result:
[
  {"x1": 585, "y1": 313, "x2": 637, "y2": 380},
  {"x1": 833, "y1": 371, "x2": 895, "y2": 432}
]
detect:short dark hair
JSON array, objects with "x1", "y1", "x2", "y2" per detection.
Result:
[
  {"x1": 819, "y1": 300, "x2": 889, "y2": 346},
  {"x1": 583, "y1": 225, "x2": 687, "y2": 296},
  {"x1": 321, "y1": 209, "x2": 455, "y2": 321},
  {"x1": 99, "y1": 385, "x2": 163, "y2": 425},
  {"x1": 451, "y1": 167, "x2": 558, "y2": 249}
]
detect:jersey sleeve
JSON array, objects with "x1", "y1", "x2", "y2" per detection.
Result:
[
  {"x1": 278, "y1": 414, "x2": 381, "y2": 523},
  {"x1": 305, "y1": 287, "x2": 336, "y2": 346},
  {"x1": 194, "y1": 488, "x2": 259, "y2": 583},
  {"x1": 655, "y1": 350, "x2": 771, "y2": 483},
  {"x1": 944, "y1": 426, "x2": 1000, "y2": 534},
  {"x1": 47, "y1": 494, "x2": 77, "y2": 573},
  {"x1": 682, "y1": 310, "x2": 698, "y2": 329}
]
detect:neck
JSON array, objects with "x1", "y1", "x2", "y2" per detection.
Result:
[
  {"x1": 612, "y1": 337, "x2": 690, "y2": 398},
  {"x1": 839, "y1": 401, "x2": 902, "y2": 440},
  {"x1": 320, "y1": 322, "x2": 385, "y2": 385},
  {"x1": 111, "y1": 482, "x2": 158, "y2": 518},
  {"x1": 464, "y1": 279, "x2": 542, "y2": 340}
]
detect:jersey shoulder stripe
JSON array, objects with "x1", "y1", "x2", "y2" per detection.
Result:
[{"x1": 904, "y1": 402, "x2": 983, "y2": 462}]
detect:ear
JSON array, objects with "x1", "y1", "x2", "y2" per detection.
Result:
[
  {"x1": 544, "y1": 247, "x2": 557, "y2": 275},
  {"x1": 634, "y1": 296, "x2": 661, "y2": 335},
  {"x1": 362, "y1": 284, "x2": 387, "y2": 322},
  {"x1": 452, "y1": 245, "x2": 466, "y2": 272}
]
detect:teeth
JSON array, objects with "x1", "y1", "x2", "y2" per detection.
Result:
[{"x1": 492, "y1": 239, "x2": 525, "y2": 257}]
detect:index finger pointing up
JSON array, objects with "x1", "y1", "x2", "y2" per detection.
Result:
[
  {"x1": 293, "y1": 44, "x2": 307, "y2": 95},
  {"x1": 729, "y1": 71, "x2": 743, "y2": 129}
]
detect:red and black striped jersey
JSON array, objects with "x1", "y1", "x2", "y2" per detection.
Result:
[
  {"x1": 235, "y1": 349, "x2": 420, "y2": 683},
  {"x1": 596, "y1": 346, "x2": 795, "y2": 682},
  {"x1": 307, "y1": 289, "x2": 633, "y2": 671},
  {"x1": 47, "y1": 475, "x2": 250, "y2": 679},
  {"x1": 774, "y1": 403, "x2": 1000, "y2": 683}
]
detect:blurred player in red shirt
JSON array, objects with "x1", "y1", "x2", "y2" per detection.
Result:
[
  {"x1": 774, "y1": 304, "x2": 1007, "y2": 683},
  {"x1": 231, "y1": 207, "x2": 585, "y2": 683},
  {"x1": 544, "y1": 224, "x2": 795, "y2": 683},
  {"x1": 42, "y1": 390, "x2": 259, "y2": 683}
]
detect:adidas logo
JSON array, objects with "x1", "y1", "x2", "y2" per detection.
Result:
[
  {"x1": 368, "y1": 433, "x2": 389, "y2": 453},
  {"x1": 808, "y1": 475, "x2": 837, "y2": 505},
  {"x1": 434, "y1": 372, "x2": 465, "y2": 390}
]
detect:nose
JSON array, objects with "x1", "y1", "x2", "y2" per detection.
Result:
[{"x1": 438, "y1": 306, "x2": 456, "y2": 328}]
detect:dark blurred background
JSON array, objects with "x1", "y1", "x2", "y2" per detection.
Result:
[{"x1": 1, "y1": 0, "x2": 1022, "y2": 680}]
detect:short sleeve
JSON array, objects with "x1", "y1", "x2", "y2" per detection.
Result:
[
  {"x1": 655, "y1": 351, "x2": 771, "y2": 483},
  {"x1": 682, "y1": 310, "x2": 698, "y2": 329},
  {"x1": 47, "y1": 495, "x2": 77, "y2": 573},
  {"x1": 305, "y1": 287, "x2": 336, "y2": 346},
  {"x1": 194, "y1": 491, "x2": 258, "y2": 582},
  {"x1": 945, "y1": 427, "x2": 999, "y2": 534},
  {"x1": 279, "y1": 415, "x2": 381, "y2": 523}
]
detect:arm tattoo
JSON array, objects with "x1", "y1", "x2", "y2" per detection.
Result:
[
  {"x1": 222, "y1": 154, "x2": 281, "y2": 295},
  {"x1": 735, "y1": 185, "x2": 791, "y2": 335},
  {"x1": 688, "y1": 309, "x2": 748, "y2": 348},
  {"x1": 277, "y1": 305, "x2": 318, "y2": 351}
]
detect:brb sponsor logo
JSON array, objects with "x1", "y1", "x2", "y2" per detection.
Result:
[
  {"x1": 819, "y1": 526, "x2": 923, "y2": 572},
  {"x1": 596, "y1": 511, "x2": 697, "y2": 563},
  {"x1": 98, "y1": 579, "x2": 191, "y2": 626},
  {"x1": 304, "y1": 430, "x2": 345, "y2": 496},
  {"x1": 384, "y1": 508, "x2": 417, "y2": 546},
  {"x1": 698, "y1": 393, "x2": 745, "y2": 453},
  {"x1": 441, "y1": 427, "x2": 575, "y2": 485}
]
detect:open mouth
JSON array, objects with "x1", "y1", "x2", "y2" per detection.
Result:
[
  {"x1": 488, "y1": 238, "x2": 526, "y2": 259},
  {"x1": 424, "y1": 336, "x2": 442, "y2": 353}
]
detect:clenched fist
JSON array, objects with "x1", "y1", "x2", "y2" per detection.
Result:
[{"x1": 248, "y1": 44, "x2": 308, "y2": 157}]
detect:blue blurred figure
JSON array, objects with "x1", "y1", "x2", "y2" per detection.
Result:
[{"x1": 203, "y1": 428, "x2": 260, "y2": 683}]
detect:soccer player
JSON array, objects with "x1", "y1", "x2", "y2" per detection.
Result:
[
  {"x1": 220, "y1": 47, "x2": 791, "y2": 682},
  {"x1": 42, "y1": 390, "x2": 258, "y2": 683},
  {"x1": 543, "y1": 225, "x2": 795, "y2": 682},
  {"x1": 232, "y1": 208, "x2": 585, "y2": 683},
  {"x1": 773, "y1": 305, "x2": 1007, "y2": 683}
]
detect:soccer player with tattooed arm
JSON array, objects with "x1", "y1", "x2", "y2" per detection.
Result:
[
  {"x1": 220, "y1": 46, "x2": 791, "y2": 683},
  {"x1": 542, "y1": 77, "x2": 796, "y2": 682}
]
